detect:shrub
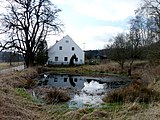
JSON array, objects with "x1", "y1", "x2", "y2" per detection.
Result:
[
  {"x1": 102, "y1": 80, "x2": 160, "y2": 103},
  {"x1": 36, "y1": 66, "x2": 44, "y2": 74},
  {"x1": 44, "y1": 88, "x2": 70, "y2": 104},
  {"x1": 25, "y1": 79, "x2": 36, "y2": 88}
]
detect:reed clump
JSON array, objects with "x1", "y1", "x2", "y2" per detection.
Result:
[
  {"x1": 102, "y1": 80, "x2": 160, "y2": 103},
  {"x1": 44, "y1": 88, "x2": 70, "y2": 104}
]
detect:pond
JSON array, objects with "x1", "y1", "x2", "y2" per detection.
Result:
[{"x1": 37, "y1": 74, "x2": 131, "y2": 108}]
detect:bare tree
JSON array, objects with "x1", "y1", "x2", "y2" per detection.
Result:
[
  {"x1": 0, "y1": 0, "x2": 63, "y2": 67},
  {"x1": 110, "y1": 33, "x2": 128, "y2": 71},
  {"x1": 126, "y1": 16, "x2": 144, "y2": 76},
  {"x1": 138, "y1": 0, "x2": 160, "y2": 41},
  {"x1": 136, "y1": 0, "x2": 160, "y2": 63}
]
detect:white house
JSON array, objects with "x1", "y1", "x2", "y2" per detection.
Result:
[{"x1": 48, "y1": 35, "x2": 85, "y2": 65}]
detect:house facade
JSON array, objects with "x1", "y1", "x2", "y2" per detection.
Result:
[{"x1": 48, "y1": 35, "x2": 84, "y2": 65}]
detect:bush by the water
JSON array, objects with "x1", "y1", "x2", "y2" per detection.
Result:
[
  {"x1": 44, "y1": 88, "x2": 70, "y2": 104},
  {"x1": 102, "y1": 80, "x2": 160, "y2": 103}
]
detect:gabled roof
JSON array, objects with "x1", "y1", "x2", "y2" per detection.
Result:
[{"x1": 48, "y1": 35, "x2": 83, "y2": 51}]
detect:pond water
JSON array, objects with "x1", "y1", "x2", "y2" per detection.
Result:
[{"x1": 37, "y1": 74, "x2": 131, "y2": 108}]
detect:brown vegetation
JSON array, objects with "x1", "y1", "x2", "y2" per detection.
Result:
[
  {"x1": 102, "y1": 80, "x2": 160, "y2": 103},
  {"x1": 43, "y1": 88, "x2": 70, "y2": 104},
  {"x1": 0, "y1": 62, "x2": 23, "y2": 70},
  {"x1": 31, "y1": 86, "x2": 72, "y2": 103},
  {"x1": 0, "y1": 61, "x2": 160, "y2": 120},
  {"x1": 0, "y1": 68, "x2": 37, "y2": 88},
  {"x1": 46, "y1": 62, "x2": 122, "y2": 77},
  {"x1": 0, "y1": 68, "x2": 48, "y2": 120},
  {"x1": 0, "y1": 67, "x2": 72, "y2": 119}
]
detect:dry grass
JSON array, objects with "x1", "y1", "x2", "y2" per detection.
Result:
[
  {"x1": 0, "y1": 68, "x2": 50, "y2": 120},
  {"x1": 1, "y1": 61, "x2": 160, "y2": 120},
  {"x1": 0, "y1": 94, "x2": 40, "y2": 120},
  {"x1": 61, "y1": 108, "x2": 109, "y2": 120},
  {"x1": 0, "y1": 62, "x2": 23, "y2": 70},
  {"x1": 46, "y1": 61, "x2": 148, "y2": 77},
  {"x1": 44, "y1": 88, "x2": 70, "y2": 104},
  {"x1": 46, "y1": 61, "x2": 122, "y2": 77},
  {"x1": 142, "y1": 65, "x2": 160, "y2": 85},
  {"x1": 102, "y1": 79, "x2": 160, "y2": 103},
  {"x1": 82, "y1": 62, "x2": 121, "y2": 74},
  {"x1": 0, "y1": 68, "x2": 38, "y2": 88},
  {"x1": 43, "y1": 61, "x2": 160, "y2": 120},
  {"x1": 32, "y1": 86, "x2": 71, "y2": 104}
]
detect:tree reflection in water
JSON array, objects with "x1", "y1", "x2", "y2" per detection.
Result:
[{"x1": 37, "y1": 74, "x2": 131, "y2": 108}]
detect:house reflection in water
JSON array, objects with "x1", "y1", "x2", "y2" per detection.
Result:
[
  {"x1": 46, "y1": 75, "x2": 85, "y2": 89},
  {"x1": 38, "y1": 74, "x2": 131, "y2": 108},
  {"x1": 38, "y1": 74, "x2": 131, "y2": 90}
]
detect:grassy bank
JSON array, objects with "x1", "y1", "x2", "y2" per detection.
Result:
[
  {"x1": 0, "y1": 68, "x2": 43, "y2": 119},
  {"x1": 45, "y1": 62, "x2": 122, "y2": 77},
  {"x1": 45, "y1": 61, "x2": 147, "y2": 77},
  {"x1": 0, "y1": 61, "x2": 160, "y2": 119}
]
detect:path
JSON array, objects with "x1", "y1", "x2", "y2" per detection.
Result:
[{"x1": 0, "y1": 65, "x2": 25, "y2": 74}]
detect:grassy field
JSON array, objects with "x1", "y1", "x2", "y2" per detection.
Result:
[
  {"x1": 0, "y1": 62, "x2": 23, "y2": 70},
  {"x1": 0, "y1": 61, "x2": 160, "y2": 120}
]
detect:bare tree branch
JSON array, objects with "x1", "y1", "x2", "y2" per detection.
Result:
[{"x1": 0, "y1": 0, "x2": 63, "y2": 67}]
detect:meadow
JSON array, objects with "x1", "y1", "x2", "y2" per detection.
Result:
[{"x1": 0, "y1": 61, "x2": 160, "y2": 120}]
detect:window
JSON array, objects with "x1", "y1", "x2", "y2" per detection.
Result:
[
  {"x1": 59, "y1": 46, "x2": 62, "y2": 50},
  {"x1": 72, "y1": 47, "x2": 75, "y2": 51},
  {"x1": 64, "y1": 78, "x2": 67, "y2": 82},
  {"x1": 54, "y1": 78, "x2": 58, "y2": 82},
  {"x1": 64, "y1": 57, "x2": 68, "y2": 61},
  {"x1": 55, "y1": 57, "x2": 58, "y2": 61},
  {"x1": 66, "y1": 40, "x2": 69, "y2": 43},
  {"x1": 74, "y1": 78, "x2": 78, "y2": 82}
]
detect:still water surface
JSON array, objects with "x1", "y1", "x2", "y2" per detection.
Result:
[{"x1": 38, "y1": 74, "x2": 131, "y2": 108}]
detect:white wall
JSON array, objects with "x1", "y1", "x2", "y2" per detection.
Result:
[{"x1": 48, "y1": 35, "x2": 84, "y2": 65}]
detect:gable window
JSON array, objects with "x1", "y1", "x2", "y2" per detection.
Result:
[
  {"x1": 55, "y1": 57, "x2": 58, "y2": 61},
  {"x1": 72, "y1": 47, "x2": 75, "y2": 51},
  {"x1": 64, "y1": 57, "x2": 68, "y2": 61},
  {"x1": 59, "y1": 46, "x2": 62, "y2": 50},
  {"x1": 66, "y1": 40, "x2": 69, "y2": 43}
]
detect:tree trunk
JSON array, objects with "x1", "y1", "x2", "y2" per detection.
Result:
[
  {"x1": 9, "y1": 52, "x2": 12, "y2": 66},
  {"x1": 128, "y1": 60, "x2": 133, "y2": 76},
  {"x1": 119, "y1": 60, "x2": 124, "y2": 71},
  {"x1": 24, "y1": 52, "x2": 35, "y2": 68}
]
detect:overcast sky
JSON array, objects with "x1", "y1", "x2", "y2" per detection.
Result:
[
  {"x1": 0, "y1": 0, "x2": 142, "y2": 50},
  {"x1": 49, "y1": 0, "x2": 141, "y2": 50}
]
